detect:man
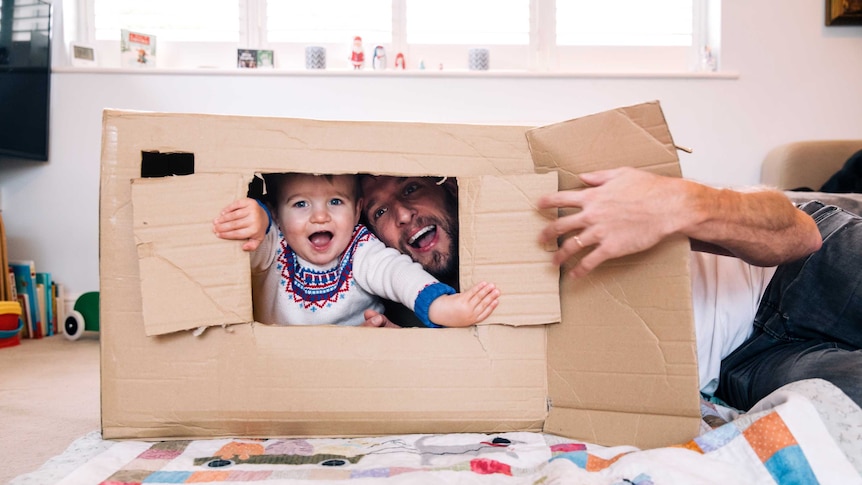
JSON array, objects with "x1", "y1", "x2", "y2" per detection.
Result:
[
  {"x1": 359, "y1": 175, "x2": 460, "y2": 327},
  {"x1": 361, "y1": 168, "x2": 862, "y2": 412}
]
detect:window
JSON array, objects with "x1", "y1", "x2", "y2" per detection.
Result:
[
  {"x1": 553, "y1": 0, "x2": 706, "y2": 73},
  {"x1": 70, "y1": 0, "x2": 719, "y2": 72},
  {"x1": 556, "y1": 0, "x2": 692, "y2": 47},
  {"x1": 406, "y1": 0, "x2": 529, "y2": 45},
  {"x1": 3, "y1": 0, "x2": 51, "y2": 42},
  {"x1": 266, "y1": 1, "x2": 392, "y2": 44},
  {"x1": 93, "y1": 0, "x2": 239, "y2": 42}
]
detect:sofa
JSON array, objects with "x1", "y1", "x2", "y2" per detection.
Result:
[
  {"x1": 760, "y1": 140, "x2": 862, "y2": 215},
  {"x1": 761, "y1": 140, "x2": 862, "y2": 190}
]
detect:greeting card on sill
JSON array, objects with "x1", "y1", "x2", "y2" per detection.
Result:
[{"x1": 121, "y1": 29, "x2": 156, "y2": 68}]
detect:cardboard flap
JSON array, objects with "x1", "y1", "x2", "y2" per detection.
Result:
[
  {"x1": 458, "y1": 173, "x2": 561, "y2": 326},
  {"x1": 528, "y1": 100, "x2": 681, "y2": 186},
  {"x1": 131, "y1": 173, "x2": 253, "y2": 336},
  {"x1": 526, "y1": 102, "x2": 701, "y2": 447},
  {"x1": 544, "y1": 406, "x2": 701, "y2": 450}
]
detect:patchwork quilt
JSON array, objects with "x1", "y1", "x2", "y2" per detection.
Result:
[{"x1": 13, "y1": 379, "x2": 862, "y2": 485}]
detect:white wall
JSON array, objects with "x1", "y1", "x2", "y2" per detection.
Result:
[{"x1": 1, "y1": 0, "x2": 861, "y2": 297}]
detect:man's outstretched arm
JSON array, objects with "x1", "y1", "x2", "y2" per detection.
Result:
[{"x1": 537, "y1": 167, "x2": 822, "y2": 278}]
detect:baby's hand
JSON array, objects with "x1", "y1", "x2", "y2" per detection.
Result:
[
  {"x1": 213, "y1": 198, "x2": 268, "y2": 251},
  {"x1": 427, "y1": 282, "x2": 500, "y2": 327}
]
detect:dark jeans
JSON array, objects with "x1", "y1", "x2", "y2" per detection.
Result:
[{"x1": 716, "y1": 201, "x2": 862, "y2": 410}]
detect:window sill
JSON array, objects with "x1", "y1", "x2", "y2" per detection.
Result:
[{"x1": 52, "y1": 66, "x2": 739, "y2": 80}]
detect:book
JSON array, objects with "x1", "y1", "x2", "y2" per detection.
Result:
[
  {"x1": 121, "y1": 29, "x2": 157, "y2": 68},
  {"x1": 0, "y1": 212, "x2": 9, "y2": 301},
  {"x1": 36, "y1": 273, "x2": 53, "y2": 336},
  {"x1": 17, "y1": 293, "x2": 31, "y2": 339},
  {"x1": 52, "y1": 282, "x2": 62, "y2": 335},
  {"x1": 36, "y1": 283, "x2": 47, "y2": 337},
  {"x1": 237, "y1": 49, "x2": 274, "y2": 69},
  {"x1": 9, "y1": 261, "x2": 41, "y2": 338},
  {"x1": 7, "y1": 268, "x2": 16, "y2": 301}
]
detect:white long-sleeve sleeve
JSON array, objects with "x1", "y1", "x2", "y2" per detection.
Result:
[{"x1": 250, "y1": 224, "x2": 449, "y2": 326}]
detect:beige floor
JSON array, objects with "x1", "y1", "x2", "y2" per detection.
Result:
[{"x1": 1, "y1": 333, "x2": 100, "y2": 484}]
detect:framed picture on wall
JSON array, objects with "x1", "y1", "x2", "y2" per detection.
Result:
[
  {"x1": 826, "y1": 0, "x2": 862, "y2": 25},
  {"x1": 70, "y1": 43, "x2": 97, "y2": 67}
]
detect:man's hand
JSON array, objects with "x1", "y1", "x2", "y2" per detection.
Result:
[
  {"x1": 537, "y1": 167, "x2": 689, "y2": 278},
  {"x1": 427, "y1": 282, "x2": 500, "y2": 327},
  {"x1": 213, "y1": 198, "x2": 269, "y2": 251},
  {"x1": 360, "y1": 309, "x2": 401, "y2": 328},
  {"x1": 537, "y1": 166, "x2": 822, "y2": 277}
]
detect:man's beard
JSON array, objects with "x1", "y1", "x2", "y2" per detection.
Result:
[
  {"x1": 423, "y1": 225, "x2": 458, "y2": 287},
  {"x1": 400, "y1": 214, "x2": 459, "y2": 288}
]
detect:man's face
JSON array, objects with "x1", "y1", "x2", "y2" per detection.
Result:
[{"x1": 361, "y1": 176, "x2": 458, "y2": 283}]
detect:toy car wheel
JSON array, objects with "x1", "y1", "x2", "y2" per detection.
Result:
[
  {"x1": 64, "y1": 311, "x2": 85, "y2": 341},
  {"x1": 319, "y1": 458, "x2": 349, "y2": 467}
]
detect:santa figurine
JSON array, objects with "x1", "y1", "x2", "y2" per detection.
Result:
[{"x1": 350, "y1": 36, "x2": 364, "y2": 70}]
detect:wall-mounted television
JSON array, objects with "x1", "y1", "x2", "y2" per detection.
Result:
[{"x1": 0, "y1": 0, "x2": 51, "y2": 161}]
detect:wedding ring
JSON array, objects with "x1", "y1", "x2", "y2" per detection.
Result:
[{"x1": 572, "y1": 235, "x2": 585, "y2": 249}]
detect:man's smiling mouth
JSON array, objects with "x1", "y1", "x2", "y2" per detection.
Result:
[{"x1": 408, "y1": 225, "x2": 436, "y2": 250}]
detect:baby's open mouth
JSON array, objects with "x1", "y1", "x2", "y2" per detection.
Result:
[
  {"x1": 309, "y1": 231, "x2": 333, "y2": 248},
  {"x1": 408, "y1": 225, "x2": 436, "y2": 249}
]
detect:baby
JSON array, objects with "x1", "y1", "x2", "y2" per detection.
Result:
[{"x1": 212, "y1": 173, "x2": 499, "y2": 327}]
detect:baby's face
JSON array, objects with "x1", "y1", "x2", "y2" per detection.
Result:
[{"x1": 276, "y1": 174, "x2": 360, "y2": 266}]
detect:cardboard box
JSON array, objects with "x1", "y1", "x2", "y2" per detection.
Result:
[{"x1": 100, "y1": 101, "x2": 699, "y2": 448}]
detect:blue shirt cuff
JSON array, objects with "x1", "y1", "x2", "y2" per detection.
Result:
[
  {"x1": 255, "y1": 199, "x2": 273, "y2": 234},
  {"x1": 413, "y1": 282, "x2": 457, "y2": 328}
]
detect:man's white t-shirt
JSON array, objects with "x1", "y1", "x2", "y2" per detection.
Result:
[{"x1": 690, "y1": 252, "x2": 777, "y2": 395}]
